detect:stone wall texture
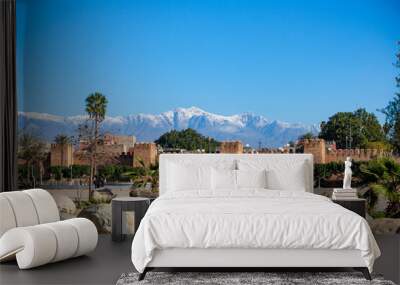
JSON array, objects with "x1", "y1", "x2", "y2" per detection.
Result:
[
  {"x1": 50, "y1": 143, "x2": 74, "y2": 167},
  {"x1": 220, "y1": 141, "x2": 244, "y2": 154},
  {"x1": 133, "y1": 143, "x2": 157, "y2": 167},
  {"x1": 303, "y1": 139, "x2": 326, "y2": 164},
  {"x1": 302, "y1": 139, "x2": 397, "y2": 164}
]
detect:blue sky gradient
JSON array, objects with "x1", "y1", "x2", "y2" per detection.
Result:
[{"x1": 17, "y1": 0, "x2": 400, "y2": 124}]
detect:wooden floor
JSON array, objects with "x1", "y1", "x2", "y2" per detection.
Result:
[{"x1": 0, "y1": 235, "x2": 134, "y2": 285}]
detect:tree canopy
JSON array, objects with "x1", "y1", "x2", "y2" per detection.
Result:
[
  {"x1": 360, "y1": 157, "x2": 400, "y2": 218},
  {"x1": 298, "y1": 132, "x2": 316, "y2": 141},
  {"x1": 18, "y1": 133, "x2": 47, "y2": 187},
  {"x1": 85, "y1": 92, "x2": 108, "y2": 123},
  {"x1": 319, "y1": 108, "x2": 385, "y2": 149},
  {"x1": 54, "y1": 134, "x2": 71, "y2": 145},
  {"x1": 380, "y1": 42, "x2": 400, "y2": 153},
  {"x1": 155, "y1": 128, "x2": 220, "y2": 152}
]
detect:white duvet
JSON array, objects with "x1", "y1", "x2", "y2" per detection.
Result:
[{"x1": 131, "y1": 190, "x2": 380, "y2": 273}]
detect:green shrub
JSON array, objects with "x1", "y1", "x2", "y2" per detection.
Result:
[
  {"x1": 98, "y1": 165, "x2": 135, "y2": 182},
  {"x1": 50, "y1": 166, "x2": 64, "y2": 180},
  {"x1": 360, "y1": 157, "x2": 400, "y2": 218}
]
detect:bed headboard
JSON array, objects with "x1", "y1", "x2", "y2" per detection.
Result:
[{"x1": 159, "y1": 154, "x2": 314, "y2": 195}]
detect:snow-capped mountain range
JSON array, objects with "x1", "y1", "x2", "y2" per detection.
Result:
[{"x1": 18, "y1": 107, "x2": 319, "y2": 147}]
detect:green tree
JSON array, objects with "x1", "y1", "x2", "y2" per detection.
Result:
[
  {"x1": 85, "y1": 92, "x2": 108, "y2": 199},
  {"x1": 54, "y1": 134, "x2": 71, "y2": 167},
  {"x1": 364, "y1": 141, "x2": 392, "y2": 151},
  {"x1": 98, "y1": 165, "x2": 129, "y2": 181},
  {"x1": 18, "y1": 133, "x2": 47, "y2": 187},
  {"x1": 314, "y1": 164, "x2": 333, "y2": 188},
  {"x1": 123, "y1": 159, "x2": 159, "y2": 192},
  {"x1": 71, "y1": 165, "x2": 91, "y2": 178},
  {"x1": 298, "y1": 132, "x2": 316, "y2": 141},
  {"x1": 360, "y1": 158, "x2": 400, "y2": 218},
  {"x1": 380, "y1": 42, "x2": 400, "y2": 153},
  {"x1": 50, "y1": 166, "x2": 64, "y2": 180},
  {"x1": 102, "y1": 165, "x2": 133, "y2": 182},
  {"x1": 319, "y1": 108, "x2": 385, "y2": 149},
  {"x1": 155, "y1": 128, "x2": 220, "y2": 152}
]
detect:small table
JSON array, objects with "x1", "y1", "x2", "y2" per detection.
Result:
[
  {"x1": 332, "y1": 198, "x2": 366, "y2": 218},
  {"x1": 112, "y1": 197, "x2": 150, "y2": 242}
]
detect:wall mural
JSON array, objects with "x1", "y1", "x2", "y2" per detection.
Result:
[{"x1": 17, "y1": 0, "x2": 400, "y2": 235}]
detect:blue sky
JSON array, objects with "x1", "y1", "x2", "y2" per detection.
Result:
[{"x1": 17, "y1": 0, "x2": 400, "y2": 124}]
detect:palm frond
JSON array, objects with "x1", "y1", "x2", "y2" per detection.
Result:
[{"x1": 371, "y1": 183, "x2": 390, "y2": 197}]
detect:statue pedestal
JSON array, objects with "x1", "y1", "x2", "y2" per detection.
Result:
[{"x1": 332, "y1": 188, "x2": 357, "y2": 200}]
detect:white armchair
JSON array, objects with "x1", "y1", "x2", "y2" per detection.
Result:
[{"x1": 0, "y1": 189, "x2": 98, "y2": 269}]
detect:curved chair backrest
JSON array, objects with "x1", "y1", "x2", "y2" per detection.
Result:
[{"x1": 0, "y1": 189, "x2": 60, "y2": 237}]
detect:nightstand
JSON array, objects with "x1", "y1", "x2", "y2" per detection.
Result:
[
  {"x1": 111, "y1": 197, "x2": 151, "y2": 242},
  {"x1": 332, "y1": 198, "x2": 366, "y2": 218}
]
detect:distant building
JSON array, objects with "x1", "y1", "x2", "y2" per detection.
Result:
[
  {"x1": 74, "y1": 134, "x2": 137, "y2": 166},
  {"x1": 103, "y1": 133, "x2": 136, "y2": 152},
  {"x1": 303, "y1": 139, "x2": 326, "y2": 164},
  {"x1": 74, "y1": 144, "x2": 125, "y2": 166},
  {"x1": 50, "y1": 143, "x2": 74, "y2": 167},
  {"x1": 220, "y1": 141, "x2": 244, "y2": 154},
  {"x1": 118, "y1": 152, "x2": 134, "y2": 166},
  {"x1": 282, "y1": 144, "x2": 296, "y2": 153},
  {"x1": 133, "y1": 143, "x2": 157, "y2": 167},
  {"x1": 158, "y1": 147, "x2": 187, "y2": 153},
  {"x1": 258, "y1": 147, "x2": 278, "y2": 153},
  {"x1": 72, "y1": 151, "x2": 90, "y2": 166},
  {"x1": 301, "y1": 138, "x2": 391, "y2": 164}
]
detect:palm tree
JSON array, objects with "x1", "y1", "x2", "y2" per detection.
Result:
[
  {"x1": 123, "y1": 159, "x2": 159, "y2": 192},
  {"x1": 54, "y1": 134, "x2": 71, "y2": 168},
  {"x1": 85, "y1": 92, "x2": 108, "y2": 199},
  {"x1": 361, "y1": 157, "x2": 400, "y2": 218},
  {"x1": 18, "y1": 133, "x2": 47, "y2": 187}
]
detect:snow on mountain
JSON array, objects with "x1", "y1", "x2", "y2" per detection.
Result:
[{"x1": 18, "y1": 107, "x2": 319, "y2": 147}]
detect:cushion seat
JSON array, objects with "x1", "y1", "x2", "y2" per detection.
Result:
[{"x1": 0, "y1": 189, "x2": 98, "y2": 269}]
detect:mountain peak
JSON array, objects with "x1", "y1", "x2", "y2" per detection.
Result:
[
  {"x1": 18, "y1": 107, "x2": 319, "y2": 147},
  {"x1": 174, "y1": 106, "x2": 206, "y2": 114}
]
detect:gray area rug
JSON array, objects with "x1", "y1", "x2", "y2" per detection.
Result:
[{"x1": 116, "y1": 272, "x2": 396, "y2": 285}]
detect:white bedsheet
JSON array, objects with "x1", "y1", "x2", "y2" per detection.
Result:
[{"x1": 131, "y1": 190, "x2": 380, "y2": 273}]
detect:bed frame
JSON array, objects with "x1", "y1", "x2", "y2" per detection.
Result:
[
  {"x1": 138, "y1": 154, "x2": 372, "y2": 281},
  {"x1": 139, "y1": 248, "x2": 371, "y2": 280},
  {"x1": 139, "y1": 267, "x2": 371, "y2": 281}
]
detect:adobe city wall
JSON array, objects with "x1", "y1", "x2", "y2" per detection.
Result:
[{"x1": 302, "y1": 139, "x2": 398, "y2": 164}]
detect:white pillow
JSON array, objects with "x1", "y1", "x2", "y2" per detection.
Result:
[
  {"x1": 266, "y1": 162, "x2": 306, "y2": 191},
  {"x1": 236, "y1": 169, "x2": 268, "y2": 189},
  {"x1": 167, "y1": 162, "x2": 212, "y2": 192},
  {"x1": 212, "y1": 168, "x2": 237, "y2": 190}
]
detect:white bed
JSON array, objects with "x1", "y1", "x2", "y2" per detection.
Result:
[{"x1": 131, "y1": 154, "x2": 380, "y2": 280}]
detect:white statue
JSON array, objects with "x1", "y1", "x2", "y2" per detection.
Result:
[{"x1": 343, "y1": 157, "x2": 352, "y2": 189}]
